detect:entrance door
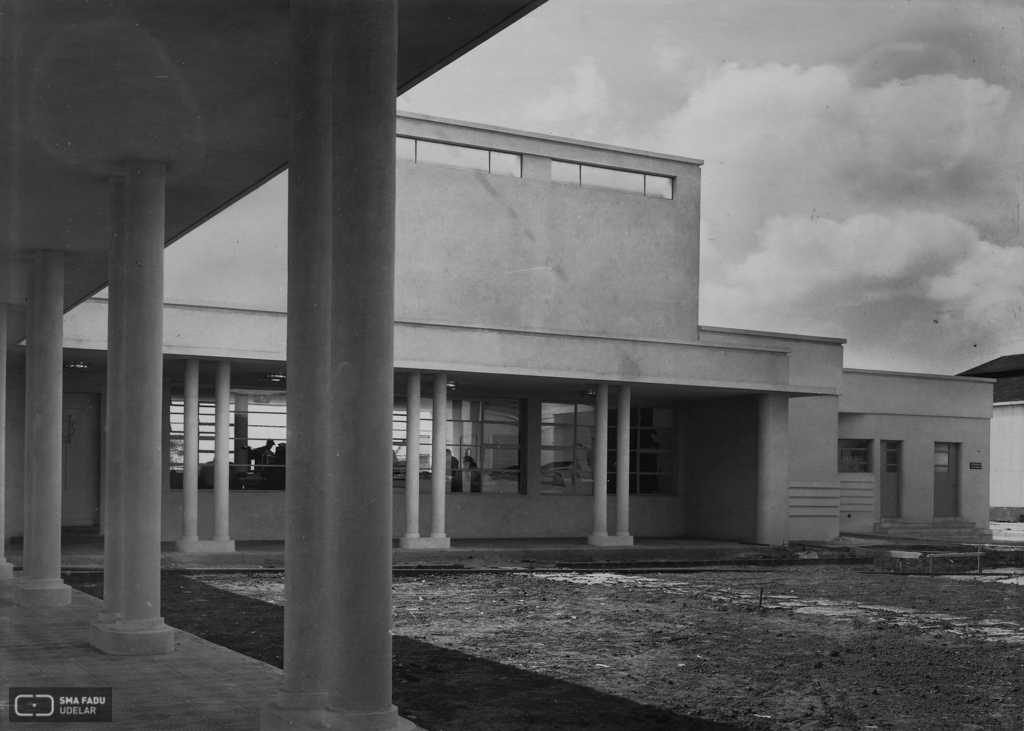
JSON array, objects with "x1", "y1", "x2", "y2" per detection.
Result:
[
  {"x1": 933, "y1": 442, "x2": 959, "y2": 518},
  {"x1": 62, "y1": 393, "x2": 101, "y2": 526},
  {"x1": 880, "y1": 441, "x2": 900, "y2": 518}
]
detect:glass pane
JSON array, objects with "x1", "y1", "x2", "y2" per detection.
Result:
[
  {"x1": 934, "y1": 465, "x2": 949, "y2": 474},
  {"x1": 448, "y1": 399, "x2": 481, "y2": 422},
  {"x1": 483, "y1": 401, "x2": 519, "y2": 422},
  {"x1": 541, "y1": 424, "x2": 576, "y2": 448},
  {"x1": 483, "y1": 421, "x2": 520, "y2": 447},
  {"x1": 551, "y1": 160, "x2": 581, "y2": 186},
  {"x1": 581, "y1": 165, "x2": 644, "y2": 195},
  {"x1": 489, "y1": 151, "x2": 522, "y2": 178},
  {"x1": 416, "y1": 140, "x2": 489, "y2": 172},
  {"x1": 934, "y1": 452, "x2": 949, "y2": 467},
  {"x1": 484, "y1": 448, "x2": 521, "y2": 472},
  {"x1": 576, "y1": 404, "x2": 595, "y2": 427},
  {"x1": 396, "y1": 136, "x2": 416, "y2": 161},
  {"x1": 482, "y1": 469, "x2": 521, "y2": 493},
  {"x1": 636, "y1": 473, "x2": 673, "y2": 494},
  {"x1": 644, "y1": 174, "x2": 673, "y2": 199},
  {"x1": 541, "y1": 402, "x2": 577, "y2": 424}
]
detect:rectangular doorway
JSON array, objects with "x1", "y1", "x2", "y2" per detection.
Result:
[
  {"x1": 880, "y1": 441, "x2": 900, "y2": 518},
  {"x1": 62, "y1": 392, "x2": 101, "y2": 527},
  {"x1": 933, "y1": 442, "x2": 959, "y2": 518}
]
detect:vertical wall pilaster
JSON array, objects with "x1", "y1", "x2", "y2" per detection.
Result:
[{"x1": 756, "y1": 393, "x2": 790, "y2": 545}]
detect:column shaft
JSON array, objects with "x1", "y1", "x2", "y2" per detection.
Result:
[
  {"x1": 615, "y1": 385, "x2": 632, "y2": 540},
  {"x1": 117, "y1": 161, "x2": 168, "y2": 631},
  {"x1": 213, "y1": 360, "x2": 231, "y2": 542},
  {"x1": 404, "y1": 372, "x2": 421, "y2": 538},
  {"x1": 0, "y1": 302, "x2": 12, "y2": 578},
  {"x1": 15, "y1": 250, "x2": 71, "y2": 606},
  {"x1": 324, "y1": 0, "x2": 399, "y2": 725},
  {"x1": 100, "y1": 177, "x2": 126, "y2": 619},
  {"x1": 430, "y1": 375, "x2": 447, "y2": 539},
  {"x1": 263, "y1": 0, "x2": 333, "y2": 722},
  {"x1": 588, "y1": 384, "x2": 609, "y2": 543},
  {"x1": 181, "y1": 359, "x2": 200, "y2": 542}
]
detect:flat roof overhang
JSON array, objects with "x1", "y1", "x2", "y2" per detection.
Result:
[{"x1": 0, "y1": 0, "x2": 547, "y2": 343}]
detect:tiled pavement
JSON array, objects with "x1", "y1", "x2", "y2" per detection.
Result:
[{"x1": 0, "y1": 581, "x2": 282, "y2": 730}]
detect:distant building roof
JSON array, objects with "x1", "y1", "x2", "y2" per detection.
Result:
[
  {"x1": 959, "y1": 354, "x2": 1024, "y2": 379},
  {"x1": 994, "y1": 376, "x2": 1024, "y2": 403}
]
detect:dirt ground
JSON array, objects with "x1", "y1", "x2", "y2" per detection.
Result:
[{"x1": 66, "y1": 564, "x2": 1024, "y2": 731}]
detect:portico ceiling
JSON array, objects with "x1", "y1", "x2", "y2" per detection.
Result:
[{"x1": 0, "y1": 0, "x2": 547, "y2": 343}]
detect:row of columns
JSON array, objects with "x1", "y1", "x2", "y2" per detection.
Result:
[
  {"x1": 397, "y1": 375, "x2": 635, "y2": 547},
  {"x1": 175, "y1": 358, "x2": 235, "y2": 553}
]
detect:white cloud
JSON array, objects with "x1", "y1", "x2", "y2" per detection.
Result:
[{"x1": 521, "y1": 58, "x2": 610, "y2": 132}]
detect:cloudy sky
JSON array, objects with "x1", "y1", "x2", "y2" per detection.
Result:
[{"x1": 169, "y1": 0, "x2": 1023, "y2": 375}]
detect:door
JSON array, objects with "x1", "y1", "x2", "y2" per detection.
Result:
[
  {"x1": 62, "y1": 393, "x2": 101, "y2": 526},
  {"x1": 880, "y1": 441, "x2": 900, "y2": 518},
  {"x1": 933, "y1": 442, "x2": 959, "y2": 518}
]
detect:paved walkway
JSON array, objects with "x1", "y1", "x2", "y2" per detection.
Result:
[{"x1": 0, "y1": 580, "x2": 281, "y2": 730}]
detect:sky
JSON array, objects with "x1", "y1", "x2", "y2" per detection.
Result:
[{"x1": 167, "y1": 0, "x2": 1024, "y2": 375}]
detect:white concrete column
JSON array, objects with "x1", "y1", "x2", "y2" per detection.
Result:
[
  {"x1": 91, "y1": 161, "x2": 174, "y2": 654},
  {"x1": 15, "y1": 250, "x2": 72, "y2": 606},
  {"x1": 262, "y1": 0, "x2": 332, "y2": 723},
  {"x1": 98, "y1": 177, "x2": 126, "y2": 621},
  {"x1": 403, "y1": 373, "x2": 448, "y2": 549},
  {"x1": 399, "y1": 372, "x2": 421, "y2": 545},
  {"x1": 175, "y1": 358, "x2": 201, "y2": 550},
  {"x1": 613, "y1": 385, "x2": 634, "y2": 545},
  {"x1": 589, "y1": 384, "x2": 620, "y2": 546},
  {"x1": 756, "y1": 393, "x2": 790, "y2": 545},
  {"x1": 429, "y1": 375, "x2": 451, "y2": 545},
  {"x1": 0, "y1": 302, "x2": 14, "y2": 579},
  {"x1": 210, "y1": 360, "x2": 234, "y2": 549}
]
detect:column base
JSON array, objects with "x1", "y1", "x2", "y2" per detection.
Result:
[
  {"x1": 174, "y1": 539, "x2": 235, "y2": 553},
  {"x1": 90, "y1": 619, "x2": 175, "y2": 655},
  {"x1": 588, "y1": 534, "x2": 634, "y2": 547},
  {"x1": 0, "y1": 560, "x2": 14, "y2": 580},
  {"x1": 262, "y1": 701, "x2": 420, "y2": 731},
  {"x1": 398, "y1": 536, "x2": 450, "y2": 549},
  {"x1": 13, "y1": 578, "x2": 72, "y2": 606}
]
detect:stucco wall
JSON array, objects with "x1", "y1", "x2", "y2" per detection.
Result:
[
  {"x1": 395, "y1": 154, "x2": 700, "y2": 344},
  {"x1": 683, "y1": 396, "x2": 759, "y2": 542},
  {"x1": 838, "y1": 413, "x2": 990, "y2": 529},
  {"x1": 787, "y1": 395, "x2": 840, "y2": 541},
  {"x1": 990, "y1": 402, "x2": 1024, "y2": 509}
]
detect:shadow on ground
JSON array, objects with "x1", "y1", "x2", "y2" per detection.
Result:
[{"x1": 65, "y1": 571, "x2": 746, "y2": 731}]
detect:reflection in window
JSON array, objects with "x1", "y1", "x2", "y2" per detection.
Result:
[
  {"x1": 540, "y1": 402, "x2": 596, "y2": 495},
  {"x1": 838, "y1": 439, "x2": 870, "y2": 473},
  {"x1": 392, "y1": 398, "x2": 435, "y2": 492},
  {"x1": 448, "y1": 399, "x2": 523, "y2": 494},
  {"x1": 581, "y1": 165, "x2": 644, "y2": 195},
  {"x1": 608, "y1": 407, "x2": 674, "y2": 495}
]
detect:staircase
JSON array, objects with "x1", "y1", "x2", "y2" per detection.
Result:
[{"x1": 872, "y1": 519, "x2": 991, "y2": 543}]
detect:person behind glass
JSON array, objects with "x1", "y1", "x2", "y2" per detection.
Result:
[
  {"x1": 463, "y1": 450, "x2": 482, "y2": 493},
  {"x1": 447, "y1": 448, "x2": 462, "y2": 492}
]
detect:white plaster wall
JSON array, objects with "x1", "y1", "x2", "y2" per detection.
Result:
[{"x1": 991, "y1": 403, "x2": 1024, "y2": 508}]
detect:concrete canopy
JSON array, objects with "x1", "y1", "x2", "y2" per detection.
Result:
[{"x1": 0, "y1": 0, "x2": 546, "y2": 342}]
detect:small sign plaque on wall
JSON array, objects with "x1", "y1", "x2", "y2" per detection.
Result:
[{"x1": 969, "y1": 462, "x2": 982, "y2": 470}]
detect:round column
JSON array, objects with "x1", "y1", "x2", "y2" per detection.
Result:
[
  {"x1": 588, "y1": 384, "x2": 610, "y2": 545},
  {"x1": 614, "y1": 385, "x2": 633, "y2": 543},
  {"x1": 323, "y1": 0, "x2": 404, "y2": 727},
  {"x1": 212, "y1": 359, "x2": 233, "y2": 548},
  {"x1": 179, "y1": 358, "x2": 200, "y2": 544},
  {"x1": 262, "y1": 0, "x2": 333, "y2": 724},
  {"x1": 0, "y1": 302, "x2": 13, "y2": 579},
  {"x1": 98, "y1": 176, "x2": 126, "y2": 621},
  {"x1": 402, "y1": 372, "x2": 421, "y2": 541},
  {"x1": 430, "y1": 374, "x2": 449, "y2": 543},
  {"x1": 15, "y1": 250, "x2": 71, "y2": 607},
  {"x1": 91, "y1": 160, "x2": 174, "y2": 654}
]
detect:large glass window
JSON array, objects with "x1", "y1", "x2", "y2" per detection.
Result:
[
  {"x1": 170, "y1": 394, "x2": 287, "y2": 490},
  {"x1": 392, "y1": 398, "x2": 434, "y2": 492},
  {"x1": 448, "y1": 399, "x2": 523, "y2": 493},
  {"x1": 608, "y1": 407, "x2": 674, "y2": 495},
  {"x1": 838, "y1": 439, "x2": 870, "y2": 473},
  {"x1": 540, "y1": 402, "x2": 595, "y2": 494}
]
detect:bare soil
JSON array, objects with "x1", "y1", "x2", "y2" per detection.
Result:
[{"x1": 66, "y1": 565, "x2": 1024, "y2": 731}]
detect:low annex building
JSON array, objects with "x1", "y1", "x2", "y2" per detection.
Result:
[{"x1": 4, "y1": 113, "x2": 994, "y2": 549}]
